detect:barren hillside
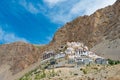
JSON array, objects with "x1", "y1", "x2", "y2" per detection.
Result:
[{"x1": 0, "y1": 42, "x2": 42, "y2": 74}]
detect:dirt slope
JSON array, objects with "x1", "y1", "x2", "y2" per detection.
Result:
[{"x1": 91, "y1": 39, "x2": 120, "y2": 60}]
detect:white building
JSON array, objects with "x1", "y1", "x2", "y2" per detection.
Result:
[
  {"x1": 54, "y1": 53, "x2": 65, "y2": 59},
  {"x1": 67, "y1": 42, "x2": 84, "y2": 48},
  {"x1": 84, "y1": 46, "x2": 89, "y2": 51},
  {"x1": 75, "y1": 49, "x2": 89, "y2": 56},
  {"x1": 65, "y1": 47, "x2": 75, "y2": 54},
  {"x1": 88, "y1": 51, "x2": 103, "y2": 59}
]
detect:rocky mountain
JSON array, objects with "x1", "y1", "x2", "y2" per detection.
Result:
[
  {"x1": 0, "y1": 42, "x2": 43, "y2": 74},
  {"x1": 49, "y1": 0, "x2": 120, "y2": 50},
  {"x1": 48, "y1": 0, "x2": 120, "y2": 60}
]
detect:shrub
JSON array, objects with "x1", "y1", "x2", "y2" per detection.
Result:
[
  {"x1": 19, "y1": 75, "x2": 32, "y2": 80},
  {"x1": 108, "y1": 59, "x2": 115, "y2": 65},
  {"x1": 108, "y1": 59, "x2": 120, "y2": 65},
  {"x1": 51, "y1": 69, "x2": 56, "y2": 77},
  {"x1": 83, "y1": 69, "x2": 87, "y2": 74},
  {"x1": 34, "y1": 70, "x2": 46, "y2": 80},
  {"x1": 80, "y1": 68, "x2": 83, "y2": 71}
]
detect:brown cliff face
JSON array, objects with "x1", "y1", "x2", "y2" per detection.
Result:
[
  {"x1": 0, "y1": 42, "x2": 43, "y2": 74},
  {"x1": 49, "y1": 0, "x2": 120, "y2": 49}
]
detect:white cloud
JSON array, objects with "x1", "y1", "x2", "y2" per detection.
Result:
[
  {"x1": 18, "y1": 0, "x2": 116, "y2": 24},
  {"x1": 43, "y1": 0, "x2": 67, "y2": 8},
  {"x1": 70, "y1": 0, "x2": 117, "y2": 15},
  {"x1": 0, "y1": 27, "x2": 28, "y2": 44},
  {"x1": 42, "y1": 0, "x2": 116, "y2": 24},
  {"x1": 19, "y1": 0, "x2": 39, "y2": 14}
]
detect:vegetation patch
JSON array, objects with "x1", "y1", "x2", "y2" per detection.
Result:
[{"x1": 108, "y1": 59, "x2": 120, "y2": 65}]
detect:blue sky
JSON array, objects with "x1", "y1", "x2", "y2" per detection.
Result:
[{"x1": 0, "y1": 0, "x2": 116, "y2": 44}]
